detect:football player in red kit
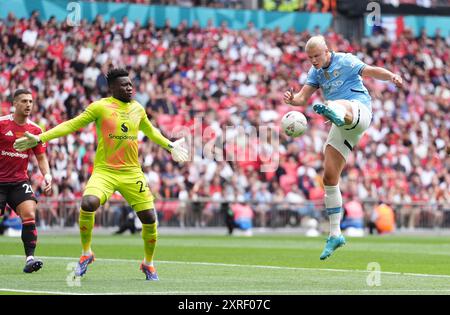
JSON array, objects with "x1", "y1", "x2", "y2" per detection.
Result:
[{"x1": 0, "y1": 89, "x2": 52, "y2": 273}]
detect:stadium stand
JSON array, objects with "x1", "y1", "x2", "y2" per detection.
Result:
[{"x1": 0, "y1": 10, "x2": 448, "y2": 229}]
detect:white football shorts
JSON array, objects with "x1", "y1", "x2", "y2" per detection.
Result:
[{"x1": 323, "y1": 100, "x2": 372, "y2": 161}]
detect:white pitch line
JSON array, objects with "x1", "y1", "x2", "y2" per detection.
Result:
[
  {"x1": 2, "y1": 254, "x2": 450, "y2": 279},
  {"x1": 0, "y1": 288, "x2": 86, "y2": 295},
  {"x1": 1, "y1": 288, "x2": 450, "y2": 295}
]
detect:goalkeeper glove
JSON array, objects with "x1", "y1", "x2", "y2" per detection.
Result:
[
  {"x1": 13, "y1": 132, "x2": 41, "y2": 152},
  {"x1": 169, "y1": 138, "x2": 189, "y2": 163}
]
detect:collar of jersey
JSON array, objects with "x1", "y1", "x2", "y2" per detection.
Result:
[
  {"x1": 110, "y1": 96, "x2": 131, "y2": 106},
  {"x1": 321, "y1": 51, "x2": 335, "y2": 70}
]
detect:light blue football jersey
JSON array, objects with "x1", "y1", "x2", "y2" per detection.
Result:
[{"x1": 306, "y1": 52, "x2": 372, "y2": 111}]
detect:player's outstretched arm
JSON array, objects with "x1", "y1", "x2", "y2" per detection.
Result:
[
  {"x1": 361, "y1": 65, "x2": 403, "y2": 88},
  {"x1": 284, "y1": 85, "x2": 317, "y2": 107},
  {"x1": 14, "y1": 103, "x2": 98, "y2": 151},
  {"x1": 139, "y1": 115, "x2": 189, "y2": 163}
]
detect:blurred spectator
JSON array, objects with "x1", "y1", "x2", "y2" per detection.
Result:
[
  {"x1": 190, "y1": 179, "x2": 208, "y2": 227},
  {"x1": 58, "y1": 185, "x2": 78, "y2": 227},
  {"x1": 383, "y1": 0, "x2": 449, "y2": 7},
  {"x1": 0, "y1": 207, "x2": 22, "y2": 236},
  {"x1": 86, "y1": 0, "x2": 245, "y2": 8},
  {"x1": 228, "y1": 198, "x2": 254, "y2": 236},
  {"x1": 114, "y1": 204, "x2": 141, "y2": 234},
  {"x1": 368, "y1": 202, "x2": 396, "y2": 234},
  {"x1": 160, "y1": 162, "x2": 179, "y2": 198},
  {"x1": 285, "y1": 185, "x2": 305, "y2": 216},
  {"x1": 249, "y1": 182, "x2": 272, "y2": 228},
  {"x1": 341, "y1": 196, "x2": 365, "y2": 236},
  {"x1": 36, "y1": 194, "x2": 59, "y2": 228},
  {"x1": 177, "y1": 182, "x2": 189, "y2": 227}
]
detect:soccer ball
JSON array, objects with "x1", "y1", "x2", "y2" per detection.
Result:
[{"x1": 281, "y1": 111, "x2": 307, "y2": 137}]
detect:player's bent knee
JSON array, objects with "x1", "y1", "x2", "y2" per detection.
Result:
[
  {"x1": 137, "y1": 209, "x2": 156, "y2": 225},
  {"x1": 19, "y1": 211, "x2": 36, "y2": 221},
  {"x1": 323, "y1": 174, "x2": 339, "y2": 186},
  {"x1": 81, "y1": 195, "x2": 100, "y2": 212}
]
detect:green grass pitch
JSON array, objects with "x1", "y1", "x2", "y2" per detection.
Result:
[{"x1": 1, "y1": 233, "x2": 449, "y2": 295}]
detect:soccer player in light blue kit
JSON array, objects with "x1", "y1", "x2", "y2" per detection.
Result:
[{"x1": 284, "y1": 35, "x2": 403, "y2": 260}]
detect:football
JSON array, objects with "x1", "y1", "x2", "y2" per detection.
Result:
[{"x1": 281, "y1": 111, "x2": 307, "y2": 137}]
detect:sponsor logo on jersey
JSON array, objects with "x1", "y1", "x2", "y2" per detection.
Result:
[
  {"x1": 121, "y1": 123, "x2": 129, "y2": 133},
  {"x1": 1, "y1": 150, "x2": 28, "y2": 159},
  {"x1": 108, "y1": 134, "x2": 137, "y2": 141}
]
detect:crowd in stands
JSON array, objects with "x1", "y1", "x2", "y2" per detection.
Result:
[
  {"x1": 87, "y1": 0, "x2": 338, "y2": 12},
  {"x1": 86, "y1": 0, "x2": 450, "y2": 10},
  {"x1": 383, "y1": 0, "x2": 449, "y2": 8},
  {"x1": 0, "y1": 10, "x2": 448, "y2": 230},
  {"x1": 88, "y1": 0, "x2": 247, "y2": 9}
]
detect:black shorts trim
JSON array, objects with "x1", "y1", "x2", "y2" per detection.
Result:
[
  {"x1": 345, "y1": 106, "x2": 361, "y2": 131},
  {"x1": 305, "y1": 82, "x2": 319, "y2": 88},
  {"x1": 358, "y1": 65, "x2": 366, "y2": 76},
  {"x1": 344, "y1": 140, "x2": 353, "y2": 151}
]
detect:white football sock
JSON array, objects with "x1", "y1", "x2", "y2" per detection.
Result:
[
  {"x1": 144, "y1": 260, "x2": 154, "y2": 267},
  {"x1": 329, "y1": 213, "x2": 342, "y2": 237},
  {"x1": 26, "y1": 256, "x2": 34, "y2": 262},
  {"x1": 324, "y1": 185, "x2": 343, "y2": 237}
]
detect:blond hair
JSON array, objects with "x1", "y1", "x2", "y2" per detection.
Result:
[{"x1": 305, "y1": 35, "x2": 328, "y2": 51}]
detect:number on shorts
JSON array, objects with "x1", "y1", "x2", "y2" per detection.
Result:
[
  {"x1": 22, "y1": 183, "x2": 33, "y2": 194},
  {"x1": 136, "y1": 180, "x2": 146, "y2": 193}
]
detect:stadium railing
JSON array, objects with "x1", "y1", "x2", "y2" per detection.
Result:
[{"x1": 34, "y1": 197, "x2": 450, "y2": 230}]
